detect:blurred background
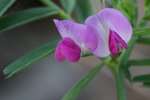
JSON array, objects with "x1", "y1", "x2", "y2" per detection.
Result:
[{"x1": 0, "y1": 0, "x2": 150, "y2": 100}]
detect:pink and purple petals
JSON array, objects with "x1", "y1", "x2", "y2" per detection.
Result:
[
  {"x1": 53, "y1": 19, "x2": 98, "y2": 51},
  {"x1": 85, "y1": 8, "x2": 132, "y2": 57},
  {"x1": 54, "y1": 19, "x2": 86, "y2": 47},
  {"x1": 54, "y1": 8, "x2": 132, "y2": 59},
  {"x1": 82, "y1": 28, "x2": 98, "y2": 51},
  {"x1": 55, "y1": 38, "x2": 81, "y2": 62},
  {"x1": 85, "y1": 13, "x2": 110, "y2": 57},
  {"x1": 98, "y1": 8, "x2": 132, "y2": 43},
  {"x1": 55, "y1": 42, "x2": 65, "y2": 62},
  {"x1": 109, "y1": 30, "x2": 127, "y2": 56}
]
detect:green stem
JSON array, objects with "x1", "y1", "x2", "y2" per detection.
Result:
[
  {"x1": 59, "y1": 10, "x2": 71, "y2": 19},
  {"x1": 104, "y1": 57, "x2": 127, "y2": 100},
  {"x1": 119, "y1": 36, "x2": 137, "y2": 66},
  {"x1": 114, "y1": 69, "x2": 127, "y2": 100}
]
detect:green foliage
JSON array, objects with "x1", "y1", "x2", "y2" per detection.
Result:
[
  {"x1": 143, "y1": 15, "x2": 150, "y2": 20},
  {"x1": 62, "y1": 63, "x2": 103, "y2": 100},
  {"x1": 133, "y1": 74, "x2": 150, "y2": 87},
  {"x1": 112, "y1": 0, "x2": 119, "y2": 6},
  {"x1": 129, "y1": 59, "x2": 150, "y2": 66},
  {"x1": 137, "y1": 37, "x2": 150, "y2": 45},
  {"x1": 0, "y1": 7, "x2": 59, "y2": 32},
  {"x1": 143, "y1": 0, "x2": 150, "y2": 20},
  {"x1": 39, "y1": 0, "x2": 60, "y2": 10},
  {"x1": 39, "y1": 0, "x2": 71, "y2": 19},
  {"x1": 3, "y1": 38, "x2": 58, "y2": 78},
  {"x1": 118, "y1": 36, "x2": 137, "y2": 84},
  {"x1": 119, "y1": 36, "x2": 137, "y2": 67},
  {"x1": 0, "y1": 0, "x2": 16, "y2": 16},
  {"x1": 143, "y1": 82, "x2": 150, "y2": 87},
  {"x1": 75, "y1": 0, "x2": 92, "y2": 22},
  {"x1": 116, "y1": 0, "x2": 137, "y2": 26},
  {"x1": 145, "y1": 0, "x2": 150, "y2": 6},
  {"x1": 133, "y1": 74, "x2": 150, "y2": 83},
  {"x1": 134, "y1": 27, "x2": 150, "y2": 36},
  {"x1": 60, "y1": 0, "x2": 76, "y2": 14}
]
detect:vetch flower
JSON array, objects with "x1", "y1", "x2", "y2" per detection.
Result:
[
  {"x1": 85, "y1": 8, "x2": 132, "y2": 57},
  {"x1": 54, "y1": 8, "x2": 132, "y2": 62},
  {"x1": 54, "y1": 19, "x2": 97, "y2": 62}
]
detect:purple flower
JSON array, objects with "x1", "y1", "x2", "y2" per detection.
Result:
[
  {"x1": 54, "y1": 8, "x2": 132, "y2": 62},
  {"x1": 54, "y1": 19, "x2": 97, "y2": 62},
  {"x1": 85, "y1": 8, "x2": 132, "y2": 57}
]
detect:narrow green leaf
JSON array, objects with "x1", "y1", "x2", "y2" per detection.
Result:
[
  {"x1": 134, "y1": 27, "x2": 150, "y2": 36},
  {"x1": 3, "y1": 38, "x2": 58, "y2": 78},
  {"x1": 39, "y1": 0, "x2": 71, "y2": 19},
  {"x1": 143, "y1": 0, "x2": 150, "y2": 20},
  {"x1": 145, "y1": 0, "x2": 150, "y2": 6},
  {"x1": 143, "y1": 82, "x2": 150, "y2": 87},
  {"x1": 133, "y1": 74, "x2": 150, "y2": 83},
  {"x1": 60, "y1": 0, "x2": 76, "y2": 14},
  {"x1": 137, "y1": 37, "x2": 150, "y2": 45},
  {"x1": 75, "y1": 0, "x2": 92, "y2": 22},
  {"x1": 62, "y1": 63, "x2": 103, "y2": 100},
  {"x1": 0, "y1": 0, "x2": 16, "y2": 16},
  {"x1": 0, "y1": 7, "x2": 59, "y2": 32},
  {"x1": 143, "y1": 15, "x2": 150, "y2": 20},
  {"x1": 111, "y1": 0, "x2": 119, "y2": 6},
  {"x1": 129, "y1": 59, "x2": 150, "y2": 66},
  {"x1": 39, "y1": 0, "x2": 60, "y2": 10}
]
